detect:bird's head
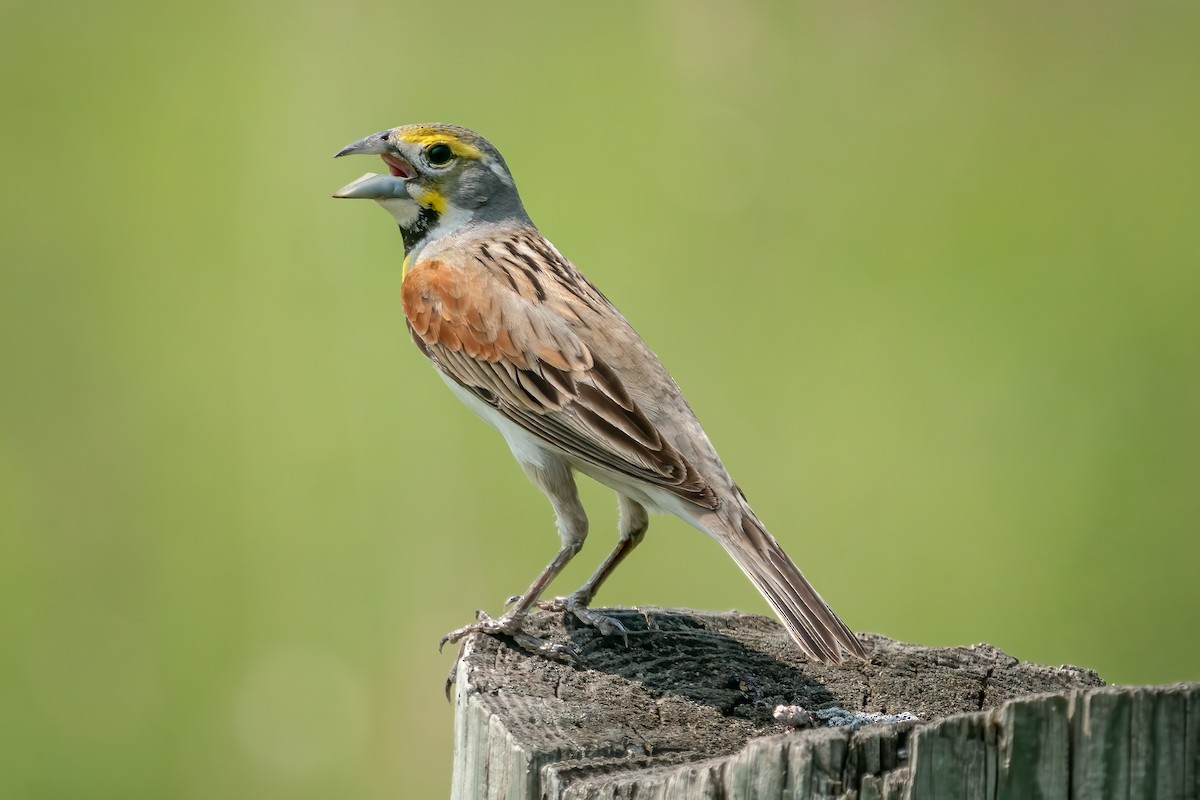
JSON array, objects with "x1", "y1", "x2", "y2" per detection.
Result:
[{"x1": 333, "y1": 123, "x2": 527, "y2": 252}]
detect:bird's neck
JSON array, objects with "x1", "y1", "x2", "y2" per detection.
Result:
[
  {"x1": 399, "y1": 205, "x2": 440, "y2": 254},
  {"x1": 371, "y1": 196, "x2": 441, "y2": 256}
]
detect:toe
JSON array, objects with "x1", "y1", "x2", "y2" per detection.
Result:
[
  {"x1": 573, "y1": 607, "x2": 629, "y2": 646},
  {"x1": 513, "y1": 632, "x2": 579, "y2": 664},
  {"x1": 593, "y1": 614, "x2": 630, "y2": 646}
]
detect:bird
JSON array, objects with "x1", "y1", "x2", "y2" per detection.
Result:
[{"x1": 332, "y1": 123, "x2": 867, "y2": 664}]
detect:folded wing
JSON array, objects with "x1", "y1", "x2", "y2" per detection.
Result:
[{"x1": 402, "y1": 255, "x2": 718, "y2": 509}]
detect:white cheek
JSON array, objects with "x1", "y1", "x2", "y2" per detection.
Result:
[{"x1": 374, "y1": 197, "x2": 420, "y2": 227}]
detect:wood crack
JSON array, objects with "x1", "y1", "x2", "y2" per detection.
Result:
[{"x1": 449, "y1": 608, "x2": 1194, "y2": 799}]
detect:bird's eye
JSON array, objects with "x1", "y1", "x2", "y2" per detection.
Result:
[{"x1": 426, "y1": 143, "x2": 454, "y2": 166}]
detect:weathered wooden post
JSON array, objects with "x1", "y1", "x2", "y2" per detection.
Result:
[{"x1": 448, "y1": 607, "x2": 1197, "y2": 799}]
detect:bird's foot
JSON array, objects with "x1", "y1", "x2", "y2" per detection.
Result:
[
  {"x1": 439, "y1": 609, "x2": 579, "y2": 664},
  {"x1": 537, "y1": 593, "x2": 629, "y2": 646}
]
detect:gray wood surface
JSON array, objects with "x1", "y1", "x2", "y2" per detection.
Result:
[{"x1": 448, "y1": 607, "x2": 1196, "y2": 799}]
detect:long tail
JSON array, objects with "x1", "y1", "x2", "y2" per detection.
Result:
[{"x1": 705, "y1": 508, "x2": 867, "y2": 664}]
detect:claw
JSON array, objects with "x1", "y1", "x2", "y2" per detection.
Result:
[
  {"x1": 512, "y1": 632, "x2": 580, "y2": 664},
  {"x1": 538, "y1": 594, "x2": 630, "y2": 646},
  {"x1": 573, "y1": 606, "x2": 630, "y2": 646},
  {"x1": 444, "y1": 646, "x2": 464, "y2": 701},
  {"x1": 438, "y1": 607, "x2": 584, "y2": 665},
  {"x1": 440, "y1": 616, "x2": 501, "y2": 650},
  {"x1": 503, "y1": 595, "x2": 523, "y2": 608}
]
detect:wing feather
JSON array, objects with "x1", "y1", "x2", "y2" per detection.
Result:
[{"x1": 401, "y1": 252, "x2": 718, "y2": 509}]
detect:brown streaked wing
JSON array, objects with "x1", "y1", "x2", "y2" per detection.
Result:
[{"x1": 401, "y1": 255, "x2": 719, "y2": 509}]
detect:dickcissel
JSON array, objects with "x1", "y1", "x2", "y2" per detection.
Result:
[{"x1": 333, "y1": 123, "x2": 866, "y2": 664}]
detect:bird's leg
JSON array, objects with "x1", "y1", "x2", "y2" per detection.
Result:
[
  {"x1": 539, "y1": 495, "x2": 649, "y2": 644},
  {"x1": 440, "y1": 459, "x2": 587, "y2": 662},
  {"x1": 440, "y1": 541, "x2": 584, "y2": 662},
  {"x1": 556, "y1": 495, "x2": 648, "y2": 606}
]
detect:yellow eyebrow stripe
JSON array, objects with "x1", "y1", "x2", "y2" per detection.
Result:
[{"x1": 398, "y1": 130, "x2": 483, "y2": 160}]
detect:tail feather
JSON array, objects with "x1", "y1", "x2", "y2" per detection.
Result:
[{"x1": 709, "y1": 510, "x2": 866, "y2": 664}]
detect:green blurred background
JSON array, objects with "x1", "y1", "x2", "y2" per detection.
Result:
[{"x1": 2, "y1": 1, "x2": 1198, "y2": 797}]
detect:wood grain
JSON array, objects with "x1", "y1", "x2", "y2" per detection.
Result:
[{"x1": 447, "y1": 608, "x2": 1193, "y2": 799}]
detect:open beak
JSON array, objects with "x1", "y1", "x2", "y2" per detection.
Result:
[
  {"x1": 332, "y1": 172, "x2": 412, "y2": 200},
  {"x1": 332, "y1": 130, "x2": 414, "y2": 200},
  {"x1": 334, "y1": 131, "x2": 392, "y2": 158}
]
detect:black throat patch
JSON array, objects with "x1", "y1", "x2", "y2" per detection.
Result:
[{"x1": 400, "y1": 205, "x2": 440, "y2": 254}]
